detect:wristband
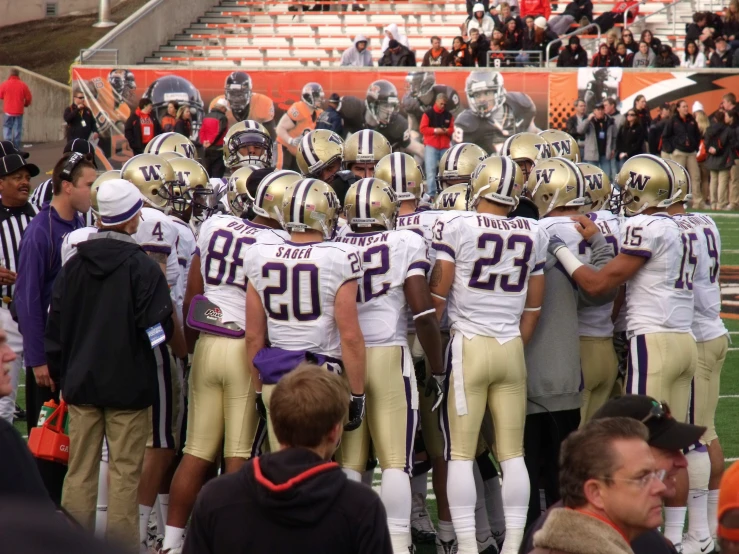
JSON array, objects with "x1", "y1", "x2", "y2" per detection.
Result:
[
  {"x1": 413, "y1": 308, "x2": 436, "y2": 320},
  {"x1": 554, "y1": 246, "x2": 585, "y2": 276},
  {"x1": 431, "y1": 292, "x2": 447, "y2": 301},
  {"x1": 523, "y1": 306, "x2": 542, "y2": 312}
]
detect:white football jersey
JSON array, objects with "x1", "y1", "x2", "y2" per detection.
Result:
[
  {"x1": 134, "y1": 207, "x2": 183, "y2": 315},
  {"x1": 61, "y1": 227, "x2": 99, "y2": 266},
  {"x1": 673, "y1": 212, "x2": 727, "y2": 342},
  {"x1": 244, "y1": 237, "x2": 363, "y2": 358},
  {"x1": 621, "y1": 213, "x2": 694, "y2": 335},
  {"x1": 397, "y1": 209, "x2": 443, "y2": 267},
  {"x1": 197, "y1": 215, "x2": 286, "y2": 329},
  {"x1": 169, "y1": 215, "x2": 197, "y2": 289},
  {"x1": 335, "y1": 229, "x2": 430, "y2": 346},
  {"x1": 433, "y1": 212, "x2": 548, "y2": 340}
]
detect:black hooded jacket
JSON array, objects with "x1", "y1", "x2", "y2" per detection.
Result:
[
  {"x1": 184, "y1": 448, "x2": 392, "y2": 554},
  {"x1": 45, "y1": 233, "x2": 174, "y2": 409}
]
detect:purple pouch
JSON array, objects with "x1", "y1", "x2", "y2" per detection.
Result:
[
  {"x1": 186, "y1": 295, "x2": 244, "y2": 338},
  {"x1": 253, "y1": 347, "x2": 344, "y2": 385}
]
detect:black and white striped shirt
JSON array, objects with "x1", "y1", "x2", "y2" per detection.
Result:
[
  {"x1": 0, "y1": 202, "x2": 39, "y2": 303},
  {"x1": 31, "y1": 178, "x2": 95, "y2": 226}
]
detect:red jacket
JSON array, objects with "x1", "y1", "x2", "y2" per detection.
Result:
[
  {"x1": 519, "y1": 0, "x2": 551, "y2": 20},
  {"x1": 0, "y1": 75, "x2": 32, "y2": 116},
  {"x1": 420, "y1": 106, "x2": 454, "y2": 150}
]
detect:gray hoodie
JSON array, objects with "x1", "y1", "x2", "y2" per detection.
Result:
[
  {"x1": 632, "y1": 48, "x2": 656, "y2": 68},
  {"x1": 340, "y1": 35, "x2": 373, "y2": 67}
]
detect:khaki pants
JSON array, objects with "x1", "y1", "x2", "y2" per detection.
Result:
[
  {"x1": 669, "y1": 150, "x2": 702, "y2": 207},
  {"x1": 710, "y1": 169, "x2": 730, "y2": 209},
  {"x1": 579, "y1": 336, "x2": 619, "y2": 424},
  {"x1": 62, "y1": 405, "x2": 148, "y2": 552},
  {"x1": 694, "y1": 335, "x2": 728, "y2": 443},
  {"x1": 730, "y1": 161, "x2": 739, "y2": 207}
]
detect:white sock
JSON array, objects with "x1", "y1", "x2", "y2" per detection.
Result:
[
  {"x1": 708, "y1": 489, "x2": 720, "y2": 538},
  {"x1": 362, "y1": 468, "x2": 374, "y2": 487},
  {"x1": 95, "y1": 460, "x2": 109, "y2": 539},
  {"x1": 343, "y1": 468, "x2": 362, "y2": 482},
  {"x1": 162, "y1": 525, "x2": 186, "y2": 551},
  {"x1": 473, "y1": 461, "x2": 493, "y2": 542},
  {"x1": 411, "y1": 471, "x2": 428, "y2": 498},
  {"x1": 447, "y1": 460, "x2": 477, "y2": 554},
  {"x1": 381, "y1": 469, "x2": 412, "y2": 553},
  {"x1": 157, "y1": 493, "x2": 170, "y2": 533},
  {"x1": 438, "y1": 519, "x2": 456, "y2": 542},
  {"x1": 664, "y1": 507, "x2": 687, "y2": 546},
  {"x1": 484, "y1": 475, "x2": 505, "y2": 540},
  {"x1": 500, "y1": 457, "x2": 530, "y2": 554},
  {"x1": 687, "y1": 449, "x2": 711, "y2": 540},
  {"x1": 139, "y1": 504, "x2": 153, "y2": 545}
]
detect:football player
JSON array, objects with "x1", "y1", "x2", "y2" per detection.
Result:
[
  {"x1": 145, "y1": 132, "x2": 198, "y2": 160},
  {"x1": 429, "y1": 155, "x2": 547, "y2": 554},
  {"x1": 666, "y1": 160, "x2": 726, "y2": 554},
  {"x1": 539, "y1": 129, "x2": 581, "y2": 163},
  {"x1": 275, "y1": 82, "x2": 325, "y2": 171},
  {"x1": 575, "y1": 163, "x2": 620, "y2": 423},
  {"x1": 452, "y1": 71, "x2": 538, "y2": 154},
  {"x1": 402, "y1": 72, "x2": 462, "y2": 131},
  {"x1": 73, "y1": 69, "x2": 135, "y2": 140},
  {"x1": 223, "y1": 120, "x2": 274, "y2": 173},
  {"x1": 502, "y1": 132, "x2": 553, "y2": 220},
  {"x1": 142, "y1": 75, "x2": 205, "y2": 142},
  {"x1": 296, "y1": 129, "x2": 357, "y2": 200},
  {"x1": 244, "y1": 178, "x2": 366, "y2": 455},
  {"x1": 160, "y1": 170, "x2": 298, "y2": 554},
  {"x1": 339, "y1": 80, "x2": 424, "y2": 159},
  {"x1": 165, "y1": 157, "x2": 206, "y2": 279},
  {"x1": 334, "y1": 178, "x2": 443, "y2": 554},
  {"x1": 343, "y1": 129, "x2": 393, "y2": 180},
  {"x1": 437, "y1": 143, "x2": 486, "y2": 190},
  {"x1": 208, "y1": 71, "x2": 276, "y2": 136}
]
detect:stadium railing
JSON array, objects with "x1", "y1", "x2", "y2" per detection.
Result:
[
  {"x1": 488, "y1": 51, "x2": 543, "y2": 68},
  {"x1": 546, "y1": 23, "x2": 603, "y2": 66}
]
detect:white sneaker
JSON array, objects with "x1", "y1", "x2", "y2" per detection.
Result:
[
  {"x1": 682, "y1": 533, "x2": 715, "y2": 554},
  {"x1": 436, "y1": 537, "x2": 459, "y2": 554},
  {"x1": 411, "y1": 493, "x2": 437, "y2": 543},
  {"x1": 477, "y1": 535, "x2": 499, "y2": 553}
]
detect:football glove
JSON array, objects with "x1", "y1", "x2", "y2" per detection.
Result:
[
  {"x1": 425, "y1": 373, "x2": 446, "y2": 412},
  {"x1": 547, "y1": 234, "x2": 568, "y2": 257},
  {"x1": 345, "y1": 393, "x2": 366, "y2": 431},
  {"x1": 256, "y1": 391, "x2": 267, "y2": 422}
]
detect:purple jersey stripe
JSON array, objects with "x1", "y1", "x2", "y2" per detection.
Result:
[
  {"x1": 409, "y1": 261, "x2": 431, "y2": 274},
  {"x1": 621, "y1": 248, "x2": 652, "y2": 259},
  {"x1": 432, "y1": 242, "x2": 455, "y2": 260},
  {"x1": 637, "y1": 334, "x2": 648, "y2": 395},
  {"x1": 142, "y1": 244, "x2": 172, "y2": 255},
  {"x1": 533, "y1": 261, "x2": 546, "y2": 272}
]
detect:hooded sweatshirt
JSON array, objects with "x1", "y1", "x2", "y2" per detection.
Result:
[
  {"x1": 466, "y1": 3, "x2": 496, "y2": 35},
  {"x1": 183, "y1": 448, "x2": 392, "y2": 554},
  {"x1": 45, "y1": 234, "x2": 174, "y2": 409},
  {"x1": 340, "y1": 34, "x2": 373, "y2": 66},
  {"x1": 381, "y1": 23, "x2": 409, "y2": 52}
]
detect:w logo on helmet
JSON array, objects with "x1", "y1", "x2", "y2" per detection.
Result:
[
  {"x1": 180, "y1": 143, "x2": 195, "y2": 159},
  {"x1": 534, "y1": 142, "x2": 552, "y2": 158},
  {"x1": 535, "y1": 168, "x2": 555, "y2": 184},
  {"x1": 442, "y1": 192, "x2": 461, "y2": 208},
  {"x1": 628, "y1": 171, "x2": 651, "y2": 191},
  {"x1": 140, "y1": 165, "x2": 162, "y2": 182},
  {"x1": 552, "y1": 140, "x2": 571, "y2": 156},
  {"x1": 176, "y1": 171, "x2": 191, "y2": 184},
  {"x1": 584, "y1": 173, "x2": 603, "y2": 190},
  {"x1": 324, "y1": 191, "x2": 338, "y2": 209}
]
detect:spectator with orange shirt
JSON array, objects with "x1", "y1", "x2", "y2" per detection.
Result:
[
  {"x1": 422, "y1": 36, "x2": 451, "y2": 66},
  {"x1": 124, "y1": 98, "x2": 161, "y2": 156},
  {"x1": 519, "y1": 0, "x2": 550, "y2": 21},
  {"x1": 0, "y1": 69, "x2": 32, "y2": 150}
]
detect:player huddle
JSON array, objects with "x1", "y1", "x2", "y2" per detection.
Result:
[{"x1": 69, "y1": 119, "x2": 725, "y2": 554}]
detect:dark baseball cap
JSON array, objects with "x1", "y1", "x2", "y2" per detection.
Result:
[
  {"x1": 593, "y1": 395, "x2": 706, "y2": 451},
  {"x1": 328, "y1": 93, "x2": 341, "y2": 103},
  {"x1": 594, "y1": 102, "x2": 605, "y2": 109},
  {"x1": 63, "y1": 138, "x2": 94, "y2": 156},
  {"x1": 0, "y1": 154, "x2": 40, "y2": 178},
  {"x1": 388, "y1": 39, "x2": 399, "y2": 49},
  {"x1": 0, "y1": 140, "x2": 28, "y2": 159}
]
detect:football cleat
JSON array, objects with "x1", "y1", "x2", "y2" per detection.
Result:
[
  {"x1": 477, "y1": 535, "x2": 500, "y2": 554},
  {"x1": 437, "y1": 143, "x2": 486, "y2": 189},
  {"x1": 577, "y1": 162, "x2": 611, "y2": 213},
  {"x1": 539, "y1": 129, "x2": 581, "y2": 163},
  {"x1": 435, "y1": 537, "x2": 459, "y2": 554},
  {"x1": 411, "y1": 493, "x2": 437, "y2": 544},
  {"x1": 121, "y1": 154, "x2": 176, "y2": 210},
  {"x1": 343, "y1": 178, "x2": 399, "y2": 230},
  {"x1": 374, "y1": 152, "x2": 425, "y2": 203},
  {"x1": 469, "y1": 155, "x2": 524, "y2": 210},
  {"x1": 680, "y1": 533, "x2": 714, "y2": 554},
  {"x1": 528, "y1": 157, "x2": 587, "y2": 217},
  {"x1": 616, "y1": 154, "x2": 676, "y2": 216},
  {"x1": 281, "y1": 178, "x2": 341, "y2": 240}
]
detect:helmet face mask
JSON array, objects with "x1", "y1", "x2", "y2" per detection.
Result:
[
  {"x1": 529, "y1": 157, "x2": 587, "y2": 217},
  {"x1": 405, "y1": 72, "x2": 435, "y2": 99},
  {"x1": 502, "y1": 133, "x2": 552, "y2": 186},
  {"x1": 466, "y1": 71, "x2": 506, "y2": 117},
  {"x1": 166, "y1": 158, "x2": 209, "y2": 219},
  {"x1": 108, "y1": 69, "x2": 136, "y2": 104},
  {"x1": 223, "y1": 120, "x2": 273, "y2": 169},
  {"x1": 143, "y1": 75, "x2": 204, "y2": 139},
  {"x1": 302, "y1": 83, "x2": 325, "y2": 110},
  {"x1": 665, "y1": 159, "x2": 692, "y2": 206},
  {"x1": 366, "y1": 80, "x2": 400, "y2": 125},
  {"x1": 121, "y1": 154, "x2": 177, "y2": 211},
  {"x1": 577, "y1": 162, "x2": 611, "y2": 212},
  {"x1": 225, "y1": 72, "x2": 253, "y2": 121}
]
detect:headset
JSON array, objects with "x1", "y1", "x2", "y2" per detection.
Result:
[{"x1": 59, "y1": 152, "x2": 88, "y2": 183}]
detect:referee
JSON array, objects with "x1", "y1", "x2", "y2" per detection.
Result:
[{"x1": 0, "y1": 148, "x2": 38, "y2": 424}]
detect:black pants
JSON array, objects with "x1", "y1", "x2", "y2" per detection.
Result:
[
  {"x1": 25, "y1": 366, "x2": 67, "y2": 507},
  {"x1": 523, "y1": 408, "x2": 580, "y2": 528},
  {"x1": 203, "y1": 148, "x2": 226, "y2": 178}
]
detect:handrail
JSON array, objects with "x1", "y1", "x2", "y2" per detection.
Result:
[
  {"x1": 488, "y1": 50, "x2": 543, "y2": 67},
  {"x1": 627, "y1": 0, "x2": 686, "y2": 37},
  {"x1": 624, "y1": 0, "x2": 650, "y2": 27},
  {"x1": 546, "y1": 23, "x2": 602, "y2": 65}
]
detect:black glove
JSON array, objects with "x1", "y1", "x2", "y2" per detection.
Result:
[
  {"x1": 345, "y1": 393, "x2": 366, "y2": 431},
  {"x1": 414, "y1": 359, "x2": 427, "y2": 385},
  {"x1": 256, "y1": 391, "x2": 267, "y2": 422},
  {"x1": 425, "y1": 373, "x2": 446, "y2": 412}
]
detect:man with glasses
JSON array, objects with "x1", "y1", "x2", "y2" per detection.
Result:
[{"x1": 64, "y1": 92, "x2": 98, "y2": 142}]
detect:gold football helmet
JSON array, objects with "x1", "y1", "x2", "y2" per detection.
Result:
[
  {"x1": 120, "y1": 153, "x2": 177, "y2": 209},
  {"x1": 90, "y1": 170, "x2": 120, "y2": 213},
  {"x1": 616, "y1": 154, "x2": 675, "y2": 216},
  {"x1": 665, "y1": 159, "x2": 692, "y2": 205},
  {"x1": 438, "y1": 143, "x2": 487, "y2": 189},
  {"x1": 144, "y1": 132, "x2": 197, "y2": 159},
  {"x1": 281, "y1": 178, "x2": 341, "y2": 239},
  {"x1": 469, "y1": 155, "x2": 524, "y2": 210},
  {"x1": 223, "y1": 119, "x2": 273, "y2": 169},
  {"x1": 343, "y1": 178, "x2": 399, "y2": 230},
  {"x1": 374, "y1": 152, "x2": 425, "y2": 202},
  {"x1": 529, "y1": 157, "x2": 586, "y2": 217},
  {"x1": 501, "y1": 132, "x2": 552, "y2": 182},
  {"x1": 434, "y1": 184, "x2": 470, "y2": 211},
  {"x1": 343, "y1": 130, "x2": 392, "y2": 173},
  {"x1": 539, "y1": 129, "x2": 580, "y2": 163},
  {"x1": 168, "y1": 157, "x2": 210, "y2": 214},
  {"x1": 296, "y1": 130, "x2": 344, "y2": 179},
  {"x1": 252, "y1": 170, "x2": 302, "y2": 222},
  {"x1": 227, "y1": 165, "x2": 257, "y2": 216},
  {"x1": 577, "y1": 162, "x2": 611, "y2": 212},
  {"x1": 158, "y1": 151, "x2": 185, "y2": 162}
]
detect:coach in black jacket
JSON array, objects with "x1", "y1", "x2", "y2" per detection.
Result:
[{"x1": 45, "y1": 179, "x2": 174, "y2": 551}]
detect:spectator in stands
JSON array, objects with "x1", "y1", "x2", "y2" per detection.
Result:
[
  {"x1": 604, "y1": 97, "x2": 623, "y2": 180},
  {"x1": 173, "y1": 105, "x2": 192, "y2": 139},
  {"x1": 578, "y1": 102, "x2": 614, "y2": 172},
  {"x1": 502, "y1": 17, "x2": 523, "y2": 50},
  {"x1": 519, "y1": 0, "x2": 550, "y2": 22},
  {"x1": 686, "y1": 12, "x2": 709, "y2": 46},
  {"x1": 632, "y1": 40, "x2": 657, "y2": 67},
  {"x1": 341, "y1": 35, "x2": 373, "y2": 66},
  {"x1": 0, "y1": 69, "x2": 32, "y2": 150},
  {"x1": 633, "y1": 94, "x2": 652, "y2": 130},
  {"x1": 160, "y1": 101, "x2": 178, "y2": 133},
  {"x1": 521, "y1": 16, "x2": 557, "y2": 63},
  {"x1": 489, "y1": 39, "x2": 507, "y2": 65},
  {"x1": 662, "y1": 100, "x2": 703, "y2": 206},
  {"x1": 640, "y1": 29, "x2": 662, "y2": 55},
  {"x1": 621, "y1": 29, "x2": 638, "y2": 53},
  {"x1": 447, "y1": 36, "x2": 473, "y2": 66},
  {"x1": 724, "y1": 0, "x2": 739, "y2": 44},
  {"x1": 316, "y1": 93, "x2": 343, "y2": 136},
  {"x1": 592, "y1": 0, "x2": 640, "y2": 34},
  {"x1": 199, "y1": 98, "x2": 229, "y2": 178},
  {"x1": 566, "y1": 99, "x2": 588, "y2": 153},
  {"x1": 682, "y1": 40, "x2": 707, "y2": 67},
  {"x1": 378, "y1": 39, "x2": 416, "y2": 66},
  {"x1": 466, "y1": 0, "x2": 489, "y2": 17},
  {"x1": 616, "y1": 109, "x2": 647, "y2": 171},
  {"x1": 693, "y1": 102, "x2": 711, "y2": 207},
  {"x1": 613, "y1": 41, "x2": 634, "y2": 66},
  {"x1": 709, "y1": 37, "x2": 733, "y2": 67},
  {"x1": 592, "y1": 43, "x2": 616, "y2": 67},
  {"x1": 64, "y1": 92, "x2": 97, "y2": 142},
  {"x1": 381, "y1": 24, "x2": 408, "y2": 52},
  {"x1": 124, "y1": 98, "x2": 160, "y2": 156},
  {"x1": 557, "y1": 36, "x2": 588, "y2": 67},
  {"x1": 420, "y1": 93, "x2": 453, "y2": 198},
  {"x1": 605, "y1": 29, "x2": 620, "y2": 54},
  {"x1": 648, "y1": 102, "x2": 672, "y2": 155},
  {"x1": 422, "y1": 36, "x2": 451, "y2": 66},
  {"x1": 704, "y1": 109, "x2": 735, "y2": 210},
  {"x1": 491, "y1": 2, "x2": 521, "y2": 30},
  {"x1": 548, "y1": 0, "x2": 593, "y2": 36},
  {"x1": 464, "y1": 3, "x2": 496, "y2": 36},
  {"x1": 467, "y1": 28, "x2": 491, "y2": 66},
  {"x1": 492, "y1": 27, "x2": 504, "y2": 43},
  {"x1": 655, "y1": 44, "x2": 681, "y2": 68}
]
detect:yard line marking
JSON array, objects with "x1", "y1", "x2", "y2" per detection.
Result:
[
  {"x1": 727, "y1": 458, "x2": 738, "y2": 462},
  {"x1": 728, "y1": 348, "x2": 739, "y2": 351},
  {"x1": 720, "y1": 395, "x2": 739, "y2": 398}
]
